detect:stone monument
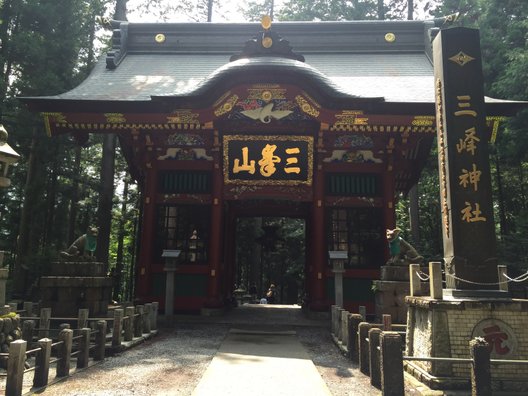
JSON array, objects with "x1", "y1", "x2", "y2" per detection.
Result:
[
  {"x1": 374, "y1": 228, "x2": 426, "y2": 323},
  {"x1": 405, "y1": 27, "x2": 528, "y2": 392},
  {"x1": 40, "y1": 228, "x2": 113, "y2": 317}
]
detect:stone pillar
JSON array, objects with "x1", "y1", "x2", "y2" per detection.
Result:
[
  {"x1": 347, "y1": 313, "x2": 362, "y2": 362},
  {"x1": 497, "y1": 265, "x2": 508, "y2": 292},
  {"x1": 429, "y1": 261, "x2": 443, "y2": 300},
  {"x1": 368, "y1": 328, "x2": 382, "y2": 388},
  {"x1": 164, "y1": 264, "x2": 176, "y2": 318},
  {"x1": 358, "y1": 322, "x2": 374, "y2": 375},
  {"x1": 470, "y1": 337, "x2": 492, "y2": 396},
  {"x1": 0, "y1": 262, "x2": 8, "y2": 307},
  {"x1": 332, "y1": 260, "x2": 345, "y2": 308},
  {"x1": 380, "y1": 331, "x2": 404, "y2": 396},
  {"x1": 433, "y1": 27, "x2": 500, "y2": 295},
  {"x1": 409, "y1": 263, "x2": 422, "y2": 296}
]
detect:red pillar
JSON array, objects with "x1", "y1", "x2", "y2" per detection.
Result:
[
  {"x1": 136, "y1": 155, "x2": 158, "y2": 299},
  {"x1": 204, "y1": 152, "x2": 224, "y2": 308},
  {"x1": 382, "y1": 157, "x2": 396, "y2": 262},
  {"x1": 310, "y1": 161, "x2": 327, "y2": 311}
]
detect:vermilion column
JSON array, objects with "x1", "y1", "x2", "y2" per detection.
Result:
[
  {"x1": 310, "y1": 160, "x2": 327, "y2": 311},
  {"x1": 136, "y1": 153, "x2": 158, "y2": 298},
  {"x1": 382, "y1": 157, "x2": 396, "y2": 262},
  {"x1": 204, "y1": 150, "x2": 224, "y2": 308}
]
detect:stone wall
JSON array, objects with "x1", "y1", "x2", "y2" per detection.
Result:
[{"x1": 406, "y1": 296, "x2": 528, "y2": 391}]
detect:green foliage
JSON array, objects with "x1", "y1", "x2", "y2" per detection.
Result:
[
  {"x1": 277, "y1": 0, "x2": 379, "y2": 21},
  {"x1": 236, "y1": 217, "x2": 305, "y2": 303}
]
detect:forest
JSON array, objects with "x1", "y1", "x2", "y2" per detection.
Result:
[{"x1": 0, "y1": 0, "x2": 526, "y2": 300}]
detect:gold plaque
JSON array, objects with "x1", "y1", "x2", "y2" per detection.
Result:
[
  {"x1": 261, "y1": 15, "x2": 272, "y2": 30},
  {"x1": 155, "y1": 34, "x2": 166, "y2": 43},
  {"x1": 262, "y1": 36, "x2": 273, "y2": 48},
  {"x1": 384, "y1": 33, "x2": 396, "y2": 43}
]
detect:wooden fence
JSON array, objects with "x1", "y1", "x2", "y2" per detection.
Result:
[
  {"x1": 331, "y1": 305, "x2": 528, "y2": 396},
  {"x1": 0, "y1": 302, "x2": 158, "y2": 396}
]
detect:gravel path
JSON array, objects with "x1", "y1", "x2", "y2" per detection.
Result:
[{"x1": 31, "y1": 323, "x2": 380, "y2": 396}]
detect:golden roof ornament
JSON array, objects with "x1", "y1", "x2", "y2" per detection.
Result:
[
  {"x1": 261, "y1": 15, "x2": 272, "y2": 30},
  {"x1": 230, "y1": 15, "x2": 305, "y2": 62}
]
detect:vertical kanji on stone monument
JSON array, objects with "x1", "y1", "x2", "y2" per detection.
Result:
[{"x1": 433, "y1": 28, "x2": 498, "y2": 291}]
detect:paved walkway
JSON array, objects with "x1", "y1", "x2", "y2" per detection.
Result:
[{"x1": 192, "y1": 328, "x2": 332, "y2": 396}]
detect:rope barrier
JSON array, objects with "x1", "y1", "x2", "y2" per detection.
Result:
[
  {"x1": 414, "y1": 270, "x2": 430, "y2": 281},
  {"x1": 416, "y1": 267, "x2": 528, "y2": 286},
  {"x1": 445, "y1": 268, "x2": 528, "y2": 286}
]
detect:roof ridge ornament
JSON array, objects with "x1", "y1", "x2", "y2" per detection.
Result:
[
  {"x1": 105, "y1": 20, "x2": 129, "y2": 70},
  {"x1": 230, "y1": 15, "x2": 305, "y2": 62}
]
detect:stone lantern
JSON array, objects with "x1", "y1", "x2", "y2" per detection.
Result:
[
  {"x1": 162, "y1": 249, "x2": 181, "y2": 320},
  {"x1": 329, "y1": 250, "x2": 347, "y2": 308},
  {"x1": 0, "y1": 124, "x2": 20, "y2": 188}
]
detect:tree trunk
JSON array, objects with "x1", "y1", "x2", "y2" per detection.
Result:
[
  {"x1": 113, "y1": 177, "x2": 129, "y2": 301},
  {"x1": 13, "y1": 128, "x2": 39, "y2": 296},
  {"x1": 407, "y1": 0, "x2": 414, "y2": 20},
  {"x1": 377, "y1": 0, "x2": 384, "y2": 20},
  {"x1": 408, "y1": 184, "x2": 420, "y2": 244},
  {"x1": 207, "y1": 0, "x2": 213, "y2": 22},
  {"x1": 115, "y1": 0, "x2": 128, "y2": 20},
  {"x1": 96, "y1": 133, "x2": 116, "y2": 270},
  {"x1": 95, "y1": 0, "x2": 127, "y2": 269},
  {"x1": 43, "y1": 157, "x2": 58, "y2": 246},
  {"x1": 492, "y1": 149, "x2": 508, "y2": 235},
  {"x1": 68, "y1": 145, "x2": 81, "y2": 244}
]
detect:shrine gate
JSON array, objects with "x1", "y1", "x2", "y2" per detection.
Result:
[{"x1": 22, "y1": 18, "x2": 519, "y2": 313}]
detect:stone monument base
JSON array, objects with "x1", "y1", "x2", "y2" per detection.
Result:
[
  {"x1": 405, "y1": 295, "x2": 528, "y2": 392},
  {"x1": 374, "y1": 265, "x2": 428, "y2": 324},
  {"x1": 40, "y1": 261, "x2": 113, "y2": 317}
]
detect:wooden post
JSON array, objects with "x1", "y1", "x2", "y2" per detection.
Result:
[
  {"x1": 77, "y1": 308, "x2": 89, "y2": 330},
  {"x1": 57, "y1": 328, "x2": 73, "y2": 377},
  {"x1": 336, "y1": 308, "x2": 344, "y2": 341},
  {"x1": 429, "y1": 261, "x2": 443, "y2": 299},
  {"x1": 382, "y1": 314, "x2": 392, "y2": 331},
  {"x1": 150, "y1": 301, "x2": 158, "y2": 331},
  {"x1": 124, "y1": 306, "x2": 135, "y2": 341},
  {"x1": 33, "y1": 338, "x2": 52, "y2": 388},
  {"x1": 39, "y1": 307, "x2": 51, "y2": 339},
  {"x1": 380, "y1": 331, "x2": 404, "y2": 396},
  {"x1": 6, "y1": 339, "x2": 26, "y2": 396},
  {"x1": 112, "y1": 309, "x2": 124, "y2": 347},
  {"x1": 358, "y1": 322, "x2": 374, "y2": 375},
  {"x1": 368, "y1": 328, "x2": 382, "y2": 389},
  {"x1": 470, "y1": 338, "x2": 492, "y2": 396},
  {"x1": 22, "y1": 320, "x2": 35, "y2": 343},
  {"x1": 95, "y1": 320, "x2": 107, "y2": 361},
  {"x1": 143, "y1": 303, "x2": 152, "y2": 333},
  {"x1": 134, "y1": 305, "x2": 143, "y2": 337},
  {"x1": 330, "y1": 305, "x2": 336, "y2": 335},
  {"x1": 77, "y1": 328, "x2": 90, "y2": 369},
  {"x1": 409, "y1": 263, "x2": 422, "y2": 296},
  {"x1": 23, "y1": 301, "x2": 34, "y2": 317},
  {"x1": 497, "y1": 265, "x2": 508, "y2": 292},
  {"x1": 347, "y1": 314, "x2": 362, "y2": 362},
  {"x1": 359, "y1": 305, "x2": 367, "y2": 321},
  {"x1": 341, "y1": 310, "x2": 349, "y2": 347}
]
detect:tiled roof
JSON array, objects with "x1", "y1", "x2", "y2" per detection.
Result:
[{"x1": 21, "y1": 20, "x2": 523, "y2": 113}]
